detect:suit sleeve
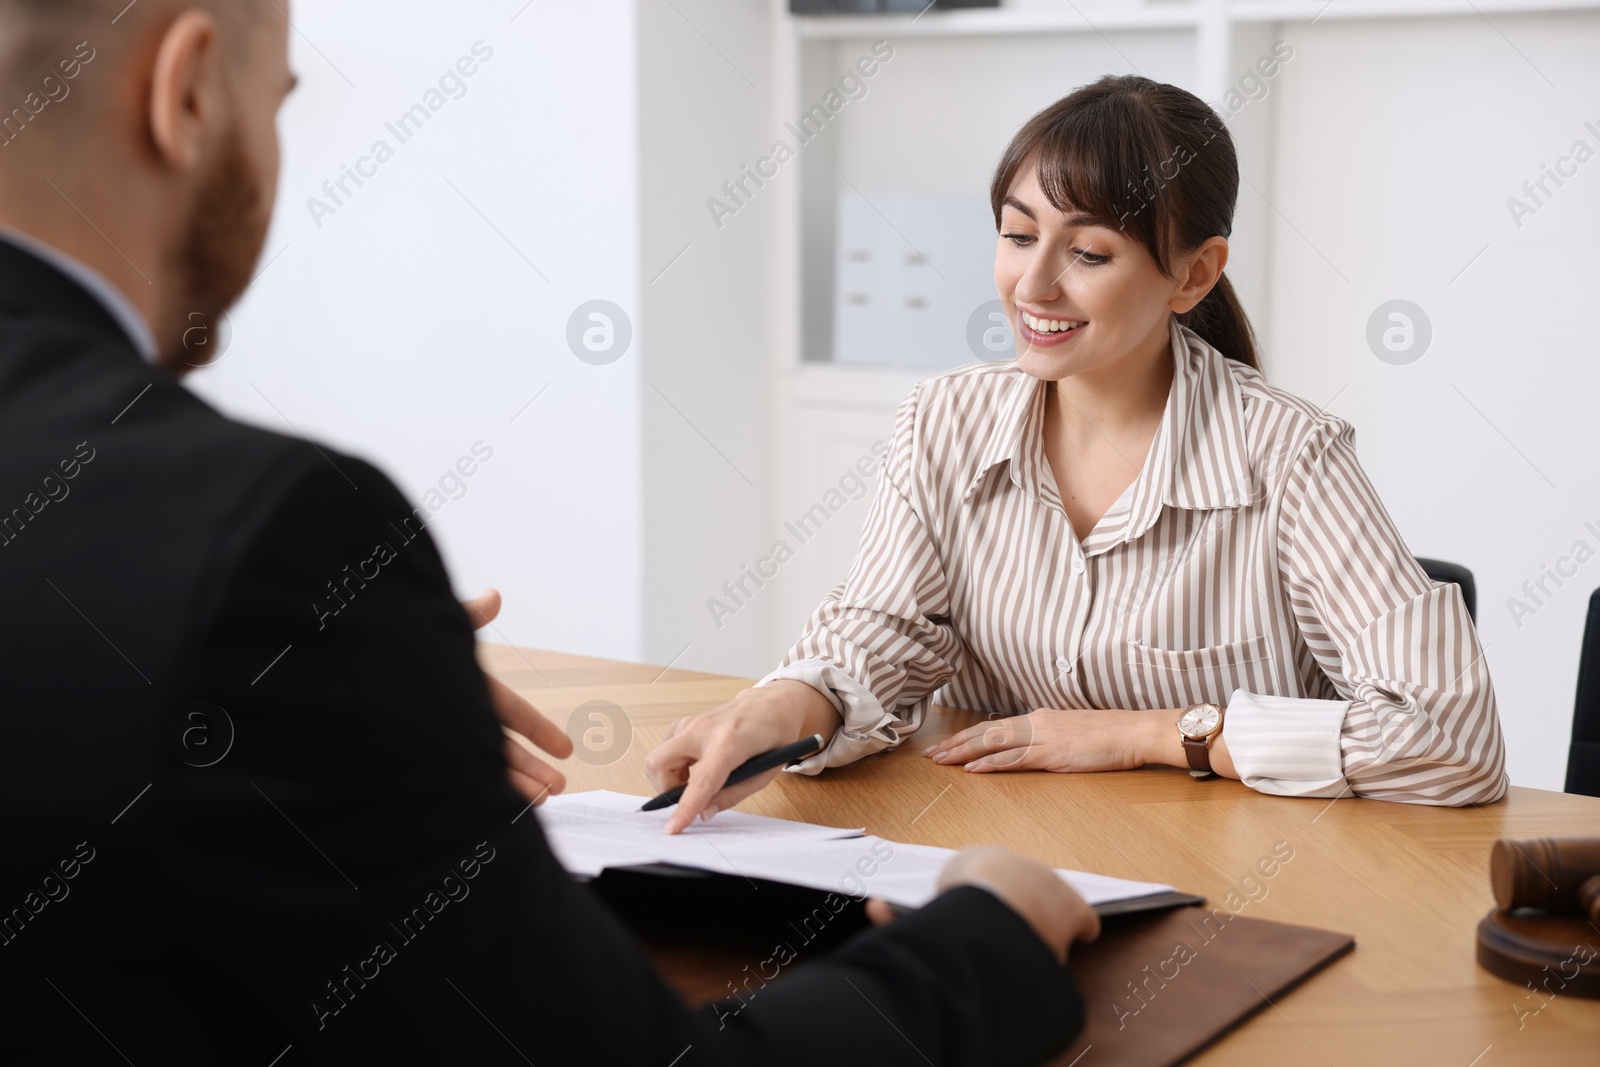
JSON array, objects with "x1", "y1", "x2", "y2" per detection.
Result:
[{"x1": 158, "y1": 450, "x2": 1084, "y2": 1067}]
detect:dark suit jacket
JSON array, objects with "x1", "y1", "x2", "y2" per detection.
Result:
[{"x1": 0, "y1": 238, "x2": 1085, "y2": 1065}]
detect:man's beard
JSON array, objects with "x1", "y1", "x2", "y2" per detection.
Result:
[{"x1": 172, "y1": 127, "x2": 268, "y2": 368}]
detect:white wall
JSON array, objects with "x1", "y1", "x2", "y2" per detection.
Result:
[
  {"x1": 637, "y1": 0, "x2": 778, "y2": 677},
  {"x1": 190, "y1": 0, "x2": 645, "y2": 661},
  {"x1": 1264, "y1": 11, "x2": 1600, "y2": 789}
]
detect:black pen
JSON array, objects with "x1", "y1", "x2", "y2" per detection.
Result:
[{"x1": 639, "y1": 733, "x2": 826, "y2": 812}]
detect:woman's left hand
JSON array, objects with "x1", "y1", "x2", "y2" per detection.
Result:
[{"x1": 924, "y1": 707, "x2": 1168, "y2": 773}]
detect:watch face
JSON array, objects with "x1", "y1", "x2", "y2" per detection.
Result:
[{"x1": 1179, "y1": 705, "x2": 1221, "y2": 738}]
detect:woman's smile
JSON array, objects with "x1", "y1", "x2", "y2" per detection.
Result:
[{"x1": 1017, "y1": 308, "x2": 1087, "y2": 348}]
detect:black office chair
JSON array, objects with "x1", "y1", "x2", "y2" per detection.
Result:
[
  {"x1": 1566, "y1": 588, "x2": 1600, "y2": 797},
  {"x1": 1415, "y1": 557, "x2": 1477, "y2": 622}
]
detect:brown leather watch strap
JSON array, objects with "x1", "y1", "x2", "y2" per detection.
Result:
[{"x1": 1183, "y1": 735, "x2": 1213, "y2": 775}]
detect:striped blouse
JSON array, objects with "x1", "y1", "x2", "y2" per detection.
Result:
[{"x1": 763, "y1": 317, "x2": 1508, "y2": 806}]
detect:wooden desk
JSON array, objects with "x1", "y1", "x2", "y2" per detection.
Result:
[{"x1": 483, "y1": 643, "x2": 1600, "y2": 1066}]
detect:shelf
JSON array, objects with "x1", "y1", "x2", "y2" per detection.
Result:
[
  {"x1": 787, "y1": 361, "x2": 932, "y2": 410},
  {"x1": 794, "y1": 3, "x2": 1203, "y2": 39},
  {"x1": 790, "y1": 0, "x2": 1600, "y2": 38},
  {"x1": 1230, "y1": 0, "x2": 1600, "y2": 20}
]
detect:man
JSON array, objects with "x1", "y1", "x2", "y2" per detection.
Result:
[{"x1": 0, "y1": 2, "x2": 1098, "y2": 1063}]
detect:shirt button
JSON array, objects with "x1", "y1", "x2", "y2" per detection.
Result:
[
  {"x1": 1055, "y1": 656, "x2": 1073, "y2": 674},
  {"x1": 1072, "y1": 557, "x2": 1085, "y2": 574}
]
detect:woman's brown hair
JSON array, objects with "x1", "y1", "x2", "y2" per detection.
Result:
[{"x1": 989, "y1": 75, "x2": 1259, "y2": 370}]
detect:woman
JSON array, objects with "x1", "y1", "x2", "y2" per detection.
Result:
[{"x1": 645, "y1": 75, "x2": 1507, "y2": 835}]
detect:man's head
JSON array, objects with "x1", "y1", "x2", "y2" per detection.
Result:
[{"x1": 0, "y1": 0, "x2": 293, "y2": 370}]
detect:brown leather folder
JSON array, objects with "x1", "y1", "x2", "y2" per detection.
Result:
[{"x1": 1053, "y1": 905, "x2": 1354, "y2": 1066}]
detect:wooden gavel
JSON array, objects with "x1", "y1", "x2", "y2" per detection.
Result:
[{"x1": 1491, "y1": 838, "x2": 1600, "y2": 923}]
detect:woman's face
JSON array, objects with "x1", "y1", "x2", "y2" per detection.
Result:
[{"x1": 994, "y1": 161, "x2": 1195, "y2": 383}]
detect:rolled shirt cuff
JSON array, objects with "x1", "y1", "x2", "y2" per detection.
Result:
[
  {"x1": 756, "y1": 658, "x2": 904, "y2": 774},
  {"x1": 1224, "y1": 688, "x2": 1352, "y2": 798}
]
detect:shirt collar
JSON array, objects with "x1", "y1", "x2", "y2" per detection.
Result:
[
  {"x1": 0, "y1": 227, "x2": 159, "y2": 364},
  {"x1": 964, "y1": 363, "x2": 1047, "y2": 503},
  {"x1": 962, "y1": 316, "x2": 1256, "y2": 540}
]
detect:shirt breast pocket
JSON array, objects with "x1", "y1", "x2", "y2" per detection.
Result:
[{"x1": 1124, "y1": 634, "x2": 1273, "y2": 709}]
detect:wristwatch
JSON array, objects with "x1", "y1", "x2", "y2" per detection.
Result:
[{"x1": 1177, "y1": 702, "x2": 1225, "y2": 778}]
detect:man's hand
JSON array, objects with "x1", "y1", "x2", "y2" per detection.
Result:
[
  {"x1": 864, "y1": 845, "x2": 1100, "y2": 964},
  {"x1": 461, "y1": 589, "x2": 573, "y2": 806}
]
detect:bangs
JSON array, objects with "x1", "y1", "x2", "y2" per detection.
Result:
[{"x1": 991, "y1": 86, "x2": 1220, "y2": 278}]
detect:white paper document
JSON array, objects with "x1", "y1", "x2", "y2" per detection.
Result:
[
  {"x1": 537, "y1": 791, "x2": 1174, "y2": 909},
  {"x1": 678, "y1": 835, "x2": 1173, "y2": 910},
  {"x1": 536, "y1": 790, "x2": 865, "y2": 877}
]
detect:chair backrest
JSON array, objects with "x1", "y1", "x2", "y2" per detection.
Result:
[
  {"x1": 1415, "y1": 557, "x2": 1476, "y2": 622},
  {"x1": 1567, "y1": 588, "x2": 1600, "y2": 797}
]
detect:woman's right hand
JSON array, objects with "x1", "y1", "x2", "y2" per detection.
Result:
[{"x1": 642, "y1": 679, "x2": 842, "y2": 834}]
